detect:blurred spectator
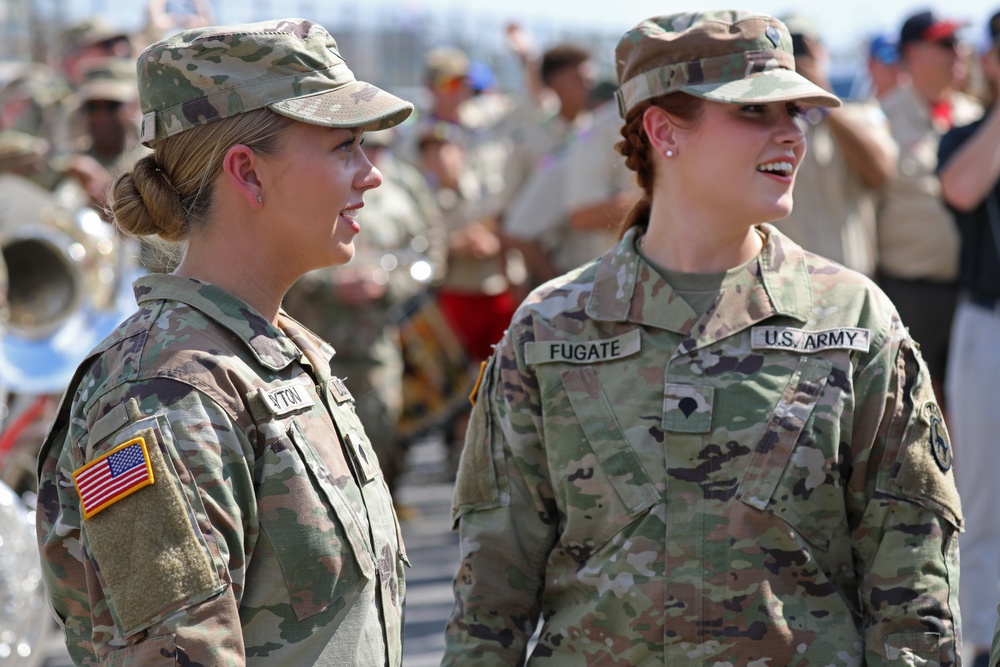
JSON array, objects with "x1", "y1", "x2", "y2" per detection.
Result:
[
  {"x1": 414, "y1": 117, "x2": 518, "y2": 468},
  {"x1": 415, "y1": 119, "x2": 514, "y2": 362},
  {"x1": 937, "y1": 10, "x2": 1000, "y2": 666},
  {"x1": 0, "y1": 63, "x2": 73, "y2": 151},
  {"x1": 867, "y1": 33, "x2": 904, "y2": 100},
  {"x1": 777, "y1": 14, "x2": 898, "y2": 277},
  {"x1": 502, "y1": 83, "x2": 632, "y2": 283},
  {"x1": 500, "y1": 43, "x2": 595, "y2": 209},
  {"x1": 0, "y1": 129, "x2": 58, "y2": 188},
  {"x1": 499, "y1": 42, "x2": 597, "y2": 285},
  {"x1": 410, "y1": 47, "x2": 514, "y2": 215},
  {"x1": 57, "y1": 17, "x2": 133, "y2": 87},
  {"x1": 876, "y1": 9, "x2": 983, "y2": 405},
  {"x1": 56, "y1": 58, "x2": 143, "y2": 213}
]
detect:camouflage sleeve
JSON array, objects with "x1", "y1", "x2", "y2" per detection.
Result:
[
  {"x1": 443, "y1": 329, "x2": 560, "y2": 665},
  {"x1": 849, "y1": 318, "x2": 963, "y2": 666},
  {"x1": 37, "y1": 381, "x2": 255, "y2": 665}
]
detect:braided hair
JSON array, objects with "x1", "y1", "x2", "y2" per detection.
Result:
[{"x1": 614, "y1": 93, "x2": 703, "y2": 239}]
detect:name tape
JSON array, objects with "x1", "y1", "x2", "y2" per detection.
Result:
[
  {"x1": 259, "y1": 383, "x2": 316, "y2": 416},
  {"x1": 525, "y1": 330, "x2": 641, "y2": 365},
  {"x1": 751, "y1": 326, "x2": 871, "y2": 353}
]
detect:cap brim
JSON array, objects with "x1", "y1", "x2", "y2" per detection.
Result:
[
  {"x1": 269, "y1": 80, "x2": 414, "y2": 132},
  {"x1": 923, "y1": 21, "x2": 963, "y2": 41},
  {"x1": 80, "y1": 83, "x2": 136, "y2": 104},
  {"x1": 682, "y1": 68, "x2": 841, "y2": 108}
]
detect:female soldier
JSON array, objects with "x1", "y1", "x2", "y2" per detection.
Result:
[
  {"x1": 35, "y1": 19, "x2": 413, "y2": 666},
  {"x1": 443, "y1": 11, "x2": 963, "y2": 666}
]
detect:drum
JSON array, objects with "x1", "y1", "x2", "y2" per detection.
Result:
[{"x1": 391, "y1": 289, "x2": 475, "y2": 443}]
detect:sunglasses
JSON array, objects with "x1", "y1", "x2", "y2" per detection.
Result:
[
  {"x1": 83, "y1": 99, "x2": 123, "y2": 114},
  {"x1": 434, "y1": 75, "x2": 468, "y2": 95},
  {"x1": 930, "y1": 36, "x2": 959, "y2": 51}
]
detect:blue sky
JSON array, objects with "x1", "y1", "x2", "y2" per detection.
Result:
[
  {"x1": 409, "y1": 0, "x2": 995, "y2": 52},
  {"x1": 69, "y1": 0, "x2": 998, "y2": 53}
]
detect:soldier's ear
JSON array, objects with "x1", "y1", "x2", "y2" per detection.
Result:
[
  {"x1": 641, "y1": 106, "x2": 678, "y2": 158},
  {"x1": 222, "y1": 144, "x2": 263, "y2": 209}
]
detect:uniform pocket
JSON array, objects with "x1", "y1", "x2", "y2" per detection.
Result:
[
  {"x1": 560, "y1": 366, "x2": 658, "y2": 562},
  {"x1": 256, "y1": 423, "x2": 371, "y2": 620},
  {"x1": 735, "y1": 356, "x2": 844, "y2": 549},
  {"x1": 100, "y1": 634, "x2": 177, "y2": 666},
  {"x1": 883, "y1": 631, "x2": 941, "y2": 666}
]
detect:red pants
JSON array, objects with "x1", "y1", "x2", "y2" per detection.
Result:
[{"x1": 436, "y1": 289, "x2": 517, "y2": 362}]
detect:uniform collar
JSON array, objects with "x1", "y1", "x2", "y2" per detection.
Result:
[
  {"x1": 132, "y1": 274, "x2": 313, "y2": 371},
  {"x1": 587, "y1": 225, "x2": 813, "y2": 353}
]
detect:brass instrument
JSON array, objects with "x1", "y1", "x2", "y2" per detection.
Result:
[
  {"x1": 0, "y1": 173, "x2": 138, "y2": 395},
  {"x1": 0, "y1": 173, "x2": 140, "y2": 495}
]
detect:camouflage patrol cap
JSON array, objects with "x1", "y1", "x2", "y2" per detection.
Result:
[
  {"x1": 78, "y1": 58, "x2": 137, "y2": 103},
  {"x1": 424, "y1": 47, "x2": 470, "y2": 83},
  {"x1": 60, "y1": 17, "x2": 130, "y2": 56},
  {"x1": 615, "y1": 10, "x2": 840, "y2": 117},
  {"x1": 136, "y1": 18, "x2": 413, "y2": 147}
]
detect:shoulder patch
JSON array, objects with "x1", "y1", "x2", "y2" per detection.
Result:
[
  {"x1": 879, "y1": 341, "x2": 963, "y2": 529},
  {"x1": 258, "y1": 382, "x2": 316, "y2": 416},
  {"x1": 525, "y1": 330, "x2": 641, "y2": 365},
  {"x1": 83, "y1": 423, "x2": 222, "y2": 635},
  {"x1": 923, "y1": 402, "x2": 952, "y2": 472},
  {"x1": 751, "y1": 326, "x2": 871, "y2": 353},
  {"x1": 74, "y1": 436, "x2": 154, "y2": 520}
]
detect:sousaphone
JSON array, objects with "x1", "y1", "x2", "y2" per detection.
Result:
[{"x1": 0, "y1": 172, "x2": 139, "y2": 395}]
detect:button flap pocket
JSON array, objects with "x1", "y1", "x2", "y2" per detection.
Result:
[
  {"x1": 736, "y1": 356, "x2": 837, "y2": 548},
  {"x1": 257, "y1": 423, "x2": 372, "y2": 620},
  {"x1": 562, "y1": 366, "x2": 657, "y2": 516}
]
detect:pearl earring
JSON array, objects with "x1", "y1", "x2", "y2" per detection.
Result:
[{"x1": 665, "y1": 150, "x2": 674, "y2": 157}]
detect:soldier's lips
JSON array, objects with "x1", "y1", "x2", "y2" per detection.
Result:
[{"x1": 341, "y1": 206, "x2": 362, "y2": 233}]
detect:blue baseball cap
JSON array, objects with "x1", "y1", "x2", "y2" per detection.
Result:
[
  {"x1": 868, "y1": 33, "x2": 899, "y2": 64},
  {"x1": 468, "y1": 61, "x2": 495, "y2": 93}
]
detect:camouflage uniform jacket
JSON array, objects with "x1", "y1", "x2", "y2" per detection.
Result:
[
  {"x1": 444, "y1": 225, "x2": 963, "y2": 666},
  {"x1": 36, "y1": 274, "x2": 406, "y2": 666}
]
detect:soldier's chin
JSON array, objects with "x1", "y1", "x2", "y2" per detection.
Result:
[{"x1": 772, "y1": 198, "x2": 795, "y2": 222}]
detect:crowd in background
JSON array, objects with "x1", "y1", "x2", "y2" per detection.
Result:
[{"x1": 1, "y1": 2, "x2": 1000, "y2": 664}]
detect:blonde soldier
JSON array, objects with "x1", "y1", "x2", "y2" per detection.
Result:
[
  {"x1": 35, "y1": 19, "x2": 413, "y2": 665},
  {"x1": 444, "y1": 11, "x2": 963, "y2": 665}
]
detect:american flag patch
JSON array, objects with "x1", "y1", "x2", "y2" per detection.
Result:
[{"x1": 74, "y1": 436, "x2": 155, "y2": 520}]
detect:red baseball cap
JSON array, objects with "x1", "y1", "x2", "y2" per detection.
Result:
[{"x1": 899, "y1": 10, "x2": 966, "y2": 46}]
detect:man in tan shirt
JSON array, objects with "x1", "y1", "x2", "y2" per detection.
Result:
[
  {"x1": 778, "y1": 15, "x2": 898, "y2": 277},
  {"x1": 876, "y1": 9, "x2": 982, "y2": 400}
]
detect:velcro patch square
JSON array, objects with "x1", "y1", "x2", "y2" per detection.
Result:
[{"x1": 74, "y1": 437, "x2": 154, "y2": 520}]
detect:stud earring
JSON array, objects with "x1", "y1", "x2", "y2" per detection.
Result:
[
  {"x1": 665, "y1": 149, "x2": 674, "y2": 157},
  {"x1": 256, "y1": 194, "x2": 263, "y2": 204}
]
